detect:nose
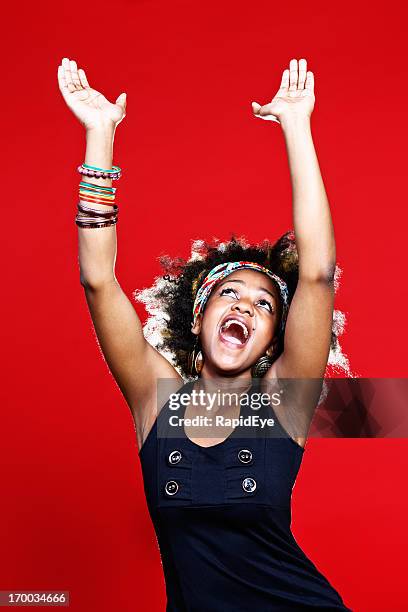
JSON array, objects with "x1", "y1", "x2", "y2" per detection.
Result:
[{"x1": 232, "y1": 299, "x2": 254, "y2": 317}]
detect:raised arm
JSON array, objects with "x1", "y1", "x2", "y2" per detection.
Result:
[
  {"x1": 57, "y1": 58, "x2": 182, "y2": 446},
  {"x1": 252, "y1": 58, "x2": 336, "y2": 380}
]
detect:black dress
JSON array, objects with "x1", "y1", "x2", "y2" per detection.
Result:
[{"x1": 138, "y1": 380, "x2": 352, "y2": 611}]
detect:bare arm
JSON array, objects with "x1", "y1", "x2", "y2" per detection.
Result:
[
  {"x1": 253, "y1": 58, "x2": 335, "y2": 380},
  {"x1": 274, "y1": 112, "x2": 335, "y2": 380},
  {"x1": 80, "y1": 129, "x2": 182, "y2": 422},
  {"x1": 58, "y1": 58, "x2": 182, "y2": 445}
]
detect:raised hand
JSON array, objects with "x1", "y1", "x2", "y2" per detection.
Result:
[
  {"x1": 252, "y1": 58, "x2": 315, "y2": 124},
  {"x1": 57, "y1": 57, "x2": 127, "y2": 131}
]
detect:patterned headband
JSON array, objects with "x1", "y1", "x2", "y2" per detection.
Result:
[{"x1": 192, "y1": 261, "x2": 289, "y2": 336}]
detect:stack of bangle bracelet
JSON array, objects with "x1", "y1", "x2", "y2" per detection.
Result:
[{"x1": 75, "y1": 163, "x2": 121, "y2": 229}]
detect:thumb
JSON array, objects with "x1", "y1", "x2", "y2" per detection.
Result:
[
  {"x1": 115, "y1": 92, "x2": 127, "y2": 112},
  {"x1": 251, "y1": 101, "x2": 262, "y2": 115}
]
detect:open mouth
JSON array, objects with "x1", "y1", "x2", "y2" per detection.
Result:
[{"x1": 219, "y1": 317, "x2": 251, "y2": 347}]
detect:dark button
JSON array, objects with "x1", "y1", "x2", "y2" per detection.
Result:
[
  {"x1": 168, "y1": 450, "x2": 182, "y2": 465},
  {"x1": 164, "y1": 480, "x2": 179, "y2": 496},
  {"x1": 238, "y1": 448, "x2": 253, "y2": 464},
  {"x1": 242, "y1": 477, "x2": 257, "y2": 493}
]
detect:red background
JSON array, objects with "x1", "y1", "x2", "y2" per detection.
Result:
[{"x1": 2, "y1": 0, "x2": 408, "y2": 610}]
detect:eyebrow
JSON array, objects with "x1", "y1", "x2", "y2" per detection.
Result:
[{"x1": 217, "y1": 279, "x2": 277, "y2": 301}]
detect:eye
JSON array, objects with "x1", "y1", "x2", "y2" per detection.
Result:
[
  {"x1": 257, "y1": 298, "x2": 275, "y2": 313},
  {"x1": 220, "y1": 287, "x2": 238, "y2": 298}
]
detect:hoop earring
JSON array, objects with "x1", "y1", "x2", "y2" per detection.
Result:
[
  {"x1": 251, "y1": 348, "x2": 274, "y2": 378},
  {"x1": 188, "y1": 336, "x2": 204, "y2": 377}
]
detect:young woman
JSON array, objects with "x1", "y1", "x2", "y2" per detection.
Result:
[{"x1": 58, "y1": 57, "x2": 352, "y2": 611}]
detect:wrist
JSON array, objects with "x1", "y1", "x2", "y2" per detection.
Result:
[
  {"x1": 86, "y1": 123, "x2": 116, "y2": 140},
  {"x1": 280, "y1": 113, "x2": 311, "y2": 133},
  {"x1": 83, "y1": 126, "x2": 115, "y2": 174}
]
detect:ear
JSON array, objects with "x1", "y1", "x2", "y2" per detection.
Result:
[
  {"x1": 191, "y1": 314, "x2": 202, "y2": 336},
  {"x1": 266, "y1": 337, "x2": 279, "y2": 357}
]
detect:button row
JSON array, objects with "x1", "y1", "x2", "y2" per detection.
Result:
[
  {"x1": 167, "y1": 448, "x2": 253, "y2": 466},
  {"x1": 164, "y1": 477, "x2": 257, "y2": 497}
]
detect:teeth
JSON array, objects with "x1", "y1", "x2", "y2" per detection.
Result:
[{"x1": 221, "y1": 319, "x2": 249, "y2": 339}]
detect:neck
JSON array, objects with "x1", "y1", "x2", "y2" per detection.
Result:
[{"x1": 197, "y1": 362, "x2": 253, "y2": 395}]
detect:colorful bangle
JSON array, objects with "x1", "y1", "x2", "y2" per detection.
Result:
[
  {"x1": 79, "y1": 189, "x2": 116, "y2": 199},
  {"x1": 76, "y1": 210, "x2": 118, "y2": 221},
  {"x1": 79, "y1": 197, "x2": 116, "y2": 208},
  {"x1": 77, "y1": 202, "x2": 119, "y2": 217},
  {"x1": 76, "y1": 212, "x2": 118, "y2": 221},
  {"x1": 76, "y1": 217, "x2": 117, "y2": 224},
  {"x1": 82, "y1": 164, "x2": 122, "y2": 174},
  {"x1": 79, "y1": 191, "x2": 115, "y2": 204},
  {"x1": 79, "y1": 186, "x2": 115, "y2": 195},
  {"x1": 79, "y1": 181, "x2": 116, "y2": 194},
  {"x1": 75, "y1": 218, "x2": 118, "y2": 229}
]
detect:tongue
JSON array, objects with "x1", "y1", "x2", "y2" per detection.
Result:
[{"x1": 220, "y1": 323, "x2": 245, "y2": 345}]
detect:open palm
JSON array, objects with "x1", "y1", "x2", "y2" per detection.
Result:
[
  {"x1": 252, "y1": 58, "x2": 315, "y2": 124},
  {"x1": 57, "y1": 57, "x2": 126, "y2": 131}
]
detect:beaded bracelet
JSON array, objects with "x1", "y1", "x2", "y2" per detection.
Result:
[
  {"x1": 77, "y1": 164, "x2": 122, "y2": 180},
  {"x1": 78, "y1": 167, "x2": 121, "y2": 180}
]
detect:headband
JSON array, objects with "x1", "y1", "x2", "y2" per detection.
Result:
[{"x1": 192, "y1": 261, "x2": 289, "y2": 336}]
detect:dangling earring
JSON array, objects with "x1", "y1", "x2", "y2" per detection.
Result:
[
  {"x1": 188, "y1": 336, "x2": 204, "y2": 377},
  {"x1": 251, "y1": 347, "x2": 274, "y2": 378}
]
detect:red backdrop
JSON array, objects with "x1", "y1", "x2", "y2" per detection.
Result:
[{"x1": 2, "y1": 1, "x2": 408, "y2": 610}]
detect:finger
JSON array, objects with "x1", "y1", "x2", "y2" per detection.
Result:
[
  {"x1": 62, "y1": 57, "x2": 76, "y2": 93},
  {"x1": 70, "y1": 59, "x2": 82, "y2": 90},
  {"x1": 251, "y1": 101, "x2": 262, "y2": 115},
  {"x1": 305, "y1": 71, "x2": 314, "y2": 92},
  {"x1": 115, "y1": 92, "x2": 127, "y2": 112},
  {"x1": 252, "y1": 101, "x2": 280, "y2": 122},
  {"x1": 78, "y1": 68, "x2": 90, "y2": 89},
  {"x1": 57, "y1": 65, "x2": 70, "y2": 98},
  {"x1": 254, "y1": 113, "x2": 280, "y2": 123},
  {"x1": 288, "y1": 58, "x2": 298, "y2": 91},
  {"x1": 278, "y1": 69, "x2": 289, "y2": 93},
  {"x1": 298, "y1": 58, "x2": 307, "y2": 89}
]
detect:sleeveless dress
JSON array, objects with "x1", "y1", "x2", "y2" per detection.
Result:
[{"x1": 138, "y1": 380, "x2": 352, "y2": 612}]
